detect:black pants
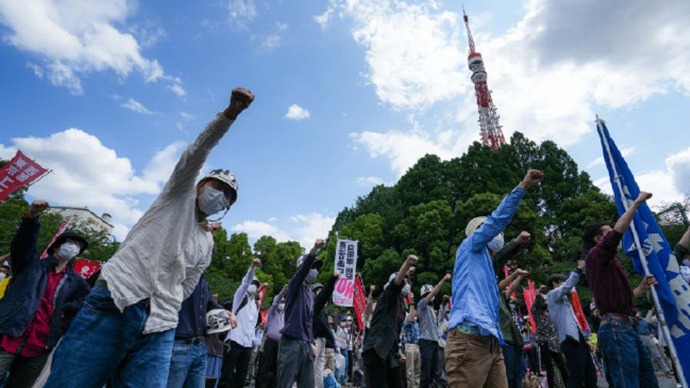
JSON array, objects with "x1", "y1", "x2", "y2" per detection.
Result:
[
  {"x1": 363, "y1": 349, "x2": 404, "y2": 388},
  {"x1": 561, "y1": 334, "x2": 597, "y2": 388},
  {"x1": 255, "y1": 338, "x2": 279, "y2": 388},
  {"x1": 219, "y1": 340, "x2": 253, "y2": 388},
  {"x1": 541, "y1": 346, "x2": 568, "y2": 388},
  {"x1": 0, "y1": 349, "x2": 49, "y2": 388},
  {"x1": 419, "y1": 339, "x2": 441, "y2": 387}
]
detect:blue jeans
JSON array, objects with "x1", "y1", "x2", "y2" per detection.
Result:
[
  {"x1": 45, "y1": 285, "x2": 175, "y2": 387},
  {"x1": 501, "y1": 343, "x2": 525, "y2": 388},
  {"x1": 598, "y1": 320, "x2": 659, "y2": 388},
  {"x1": 167, "y1": 340, "x2": 208, "y2": 388}
]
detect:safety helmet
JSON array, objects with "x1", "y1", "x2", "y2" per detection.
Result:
[
  {"x1": 206, "y1": 309, "x2": 232, "y2": 334},
  {"x1": 465, "y1": 216, "x2": 487, "y2": 237},
  {"x1": 420, "y1": 284, "x2": 433, "y2": 297},
  {"x1": 198, "y1": 169, "x2": 238, "y2": 206}
]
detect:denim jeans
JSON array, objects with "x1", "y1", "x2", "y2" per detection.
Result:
[
  {"x1": 45, "y1": 285, "x2": 175, "y2": 387},
  {"x1": 598, "y1": 320, "x2": 659, "y2": 388},
  {"x1": 501, "y1": 342, "x2": 525, "y2": 388},
  {"x1": 167, "y1": 340, "x2": 208, "y2": 388}
]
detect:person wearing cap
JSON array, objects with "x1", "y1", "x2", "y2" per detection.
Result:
[
  {"x1": 362, "y1": 254, "x2": 418, "y2": 387},
  {"x1": 276, "y1": 238, "x2": 326, "y2": 388},
  {"x1": 0, "y1": 257, "x2": 11, "y2": 299},
  {"x1": 312, "y1": 273, "x2": 340, "y2": 388},
  {"x1": 167, "y1": 274, "x2": 236, "y2": 388},
  {"x1": 46, "y1": 87, "x2": 254, "y2": 387},
  {"x1": 219, "y1": 258, "x2": 262, "y2": 387},
  {"x1": 255, "y1": 284, "x2": 288, "y2": 388},
  {"x1": 445, "y1": 169, "x2": 543, "y2": 388},
  {"x1": 0, "y1": 200, "x2": 90, "y2": 387},
  {"x1": 417, "y1": 274, "x2": 451, "y2": 388},
  {"x1": 581, "y1": 191, "x2": 658, "y2": 388}
]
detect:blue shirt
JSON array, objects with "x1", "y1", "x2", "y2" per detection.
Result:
[
  {"x1": 449, "y1": 187, "x2": 526, "y2": 342},
  {"x1": 280, "y1": 253, "x2": 316, "y2": 342},
  {"x1": 403, "y1": 320, "x2": 420, "y2": 344},
  {"x1": 175, "y1": 275, "x2": 221, "y2": 338},
  {"x1": 546, "y1": 269, "x2": 583, "y2": 344}
]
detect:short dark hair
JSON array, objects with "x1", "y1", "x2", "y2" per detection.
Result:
[
  {"x1": 581, "y1": 221, "x2": 606, "y2": 256},
  {"x1": 547, "y1": 274, "x2": 567, "y2": 290}
]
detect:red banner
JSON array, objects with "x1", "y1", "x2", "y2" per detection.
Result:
[
  {"x1": 260, "y1": 310, "x2": 268, "y2": 326},
  {"x1": 353, "y1": 275, "x2": 366, "y2": 329},
  {"x1": 257, "y1": 286, "x2": 267, "y2": 308},
  {"x1": 0, "y1": 150, "x2": 48, "y2": 201},
  {"x1": 522, "y1": 280, "x2": 537, "y2": 333},
  {"x1": 41, "y1": 220, "x2": 70, "y2": 259},
  {"x1": 73, "y1": 259, "x2": 101, "y2": 280},
  {"x1": 571, "y1": 290, "x2": 591, "y2": 334}
]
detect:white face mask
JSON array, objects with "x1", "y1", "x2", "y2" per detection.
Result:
[
  {"x1": 487, "y1": 233, "x2": 505, "y2": 253},
  {"x1": 198, "y1": 187, "x2": 229, "y2": 216},
  {"x1": 57, "y1": 242, "x2": 80, "y2": 261},
  {"x1": 0, "y1": 273, "x2": 6, "y2": 281},
  {"x1": 278, "y1": 303, "x2": 285, "y2": 312},
  {"x1": 247, "y1": 284, "x2": 257, "y2": 296},
  {"x1": 683, "y1": 259, "x2": 690, "y2": 267},
  {"x1": 306, "y1": 268, "x2": 318, "y2": 283},
  {"x1": 401, "y1": 283, "x2": 411, "y2": 296}
]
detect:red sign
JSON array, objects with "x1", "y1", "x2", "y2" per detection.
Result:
[
  {"x1": 0, "y1": 150, "x2": 48, "y2": 201},
  {"x1": 73, "y1": 259, "x2": 101, "y2": 280},
  {"x1": 522, "y1": 280, "x2": 537, "y2": 333},
  {"x1": 353, "y1": 275, "x2": 366, "y2": 329}
]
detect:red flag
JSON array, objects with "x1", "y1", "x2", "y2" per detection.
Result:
[
  {"x1": 260, "y1": 310, "x2": 268, "y2": 326},
  {"x1": 353, "y1": 275, "x2": 366, "y2": 329},
  {"x1": 40, "y1": 220, "x2": 70, "y2": 259},
  {"x1": 0, "y1": 150, "x2": 48, "y2": 201},
  {"x1": 257, "y1": 286, "x2": 267, "y2": 308},
  {"x1": 571, "y1": 290, "x2": 591, "y2": 334},
  {"x1": 522, "y1": 280, "x2": 537, "y2": 333},
  {"x1": 73, "y1": 259, "x2": 101, "y2": 280}
]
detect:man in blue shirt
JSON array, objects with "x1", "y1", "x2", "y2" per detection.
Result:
[{"x1": 445, "y1": 169, "x2": 542, "y2": 388}]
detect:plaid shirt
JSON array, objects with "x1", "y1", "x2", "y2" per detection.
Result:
[{"x1": 402, "y1": 320, "x2": 419, "y2": 344}]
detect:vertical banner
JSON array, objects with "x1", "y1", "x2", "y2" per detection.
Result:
[
  {"x1": 40, "y1": 220, "x2": 70, "y2": 259},
  {"x1": 333, "y1": 239, "x2": 358, "y2": 307},
  {"x1": 257, "y1": 286, "x2": 267, "y2": 308},
  {"x1": 570, "y1": 290, "x2": 590, "y2": 334},
  {"x1": 522, "y1": 280, "x2": 537, "y2": 333},
  {"x1": 0, "y1": 150, "x2": 48, "y2": 201},
  {"x1": 73, "y1": 259, "x2": 101, "y2": 280},
  {"x1": 353, "y1": 275, "x2": 366, "y2": 329}
]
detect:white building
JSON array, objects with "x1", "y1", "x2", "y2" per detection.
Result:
[{"x1": 46, "y1": 206, "x2": 114, "y2": 237}]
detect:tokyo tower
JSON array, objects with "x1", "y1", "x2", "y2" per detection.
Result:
[{"x1": 463, "y1": 9, "x2": 505, "y2": 151}]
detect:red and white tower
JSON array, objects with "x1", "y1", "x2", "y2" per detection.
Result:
[{"x1": 463, "y1": 9, "x2": 505, "y2": 151}]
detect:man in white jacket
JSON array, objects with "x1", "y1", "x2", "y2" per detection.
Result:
[{"x1": 46, "y1": 87, "x2": 254, "y2": 387}]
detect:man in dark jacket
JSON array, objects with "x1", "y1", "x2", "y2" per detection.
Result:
[
  {"x1": 312, "y1": 273, "x2": 339, "y2": 388},
  {"x1": 362, "y1": 254, "x2": 418, "y2": 388},
  {"x1": 0, "y1": 200, "x2": 90, "y2": 387}
]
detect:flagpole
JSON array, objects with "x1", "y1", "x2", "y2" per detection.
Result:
[{"x1": 597, "y1": 117, "x2": 687, "y2": 387}]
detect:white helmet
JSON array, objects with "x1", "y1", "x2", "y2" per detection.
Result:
[
  {"x1": 199, "y1": 169, "x2": 238, "y2": 206},
  {"x1": 206, "y1": 309, "x2": 232, "y2": 334},
  {"x1": 421, "y1": 284, "x2": 433, "y2": 297}
]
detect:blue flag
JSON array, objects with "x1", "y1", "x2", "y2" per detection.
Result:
[{"x1": 597, "y1": 118, "x2": 690, "y2": 381}]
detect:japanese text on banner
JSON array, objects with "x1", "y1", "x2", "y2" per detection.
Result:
[
  {"x1": 333, "y1": 239, "x2": 358, "y2": 307},
  {"x1": 0, "y1": 150, "x2": 48, "y2": 201}
]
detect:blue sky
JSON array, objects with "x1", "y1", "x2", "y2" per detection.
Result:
[{"x1": 1, "y1": 0, "x2": 689, "y2": 250}]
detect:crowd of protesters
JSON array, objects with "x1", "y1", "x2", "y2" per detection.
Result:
[{"x1": 0, "y1": 87, "x2": 688, "y2": 388}]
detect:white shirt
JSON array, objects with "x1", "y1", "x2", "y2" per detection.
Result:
[
  {"x1": 101, "y1": 114, "x2": 235, "y2": 334},
  {"x1": 229, "y1": 266, "x2": 259, "y2": 347}
]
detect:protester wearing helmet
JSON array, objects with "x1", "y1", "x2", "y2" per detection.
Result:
[
  {"x1": 220, "y1": 258, "x2": 262, "y2": 388},
  {"x1": 276, "y1": 239, "x2": 327, "y2": 388},
  {"x1": 47, "y1": 87, "x2": 254, "y2": 387},
  {"x1": 0, "y1": 200, "x2": 90, "y2": 387},
  {"x1": 312, "y1": 272, "x2": 340, "y2": 388},
  {"x1": 417, "y1": 274, "x2": 451, "y2": 388}
]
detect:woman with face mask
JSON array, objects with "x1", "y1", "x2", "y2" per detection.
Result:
[
  {"x1": 255, "y1": 285, "x2": 288, "y2": 388},
  {"x1": 0, "y1": 200, "x2": 91, "y2": 387}
]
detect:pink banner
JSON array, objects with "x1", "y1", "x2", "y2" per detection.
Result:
[
  {"x1": 353, "y1": 275, "x2": 366, "y2": 329},
  {"x1": 0, "y1": 150, "x2": 48, "y2": 201},
  {"x1": 522, "y1": 280, "x2": 537, "y2": 333}
]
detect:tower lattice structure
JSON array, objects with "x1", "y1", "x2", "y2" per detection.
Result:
[{"x1": 463, "y1": 9, "x2": 505, "y2": 151}]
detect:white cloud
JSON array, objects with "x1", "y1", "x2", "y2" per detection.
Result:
[
  {"x1": 666, "y1": 147, "x2": 690, "y2": 195},
  {"x1": 227, "y1": 0, "x2": 257, "y2": 25},
  {"x1": 121, "y1": 98, "x2": 157, "y2": 115},
  {"x1": 168, "y1": 82, "x2": 186, "y2": 97},
  {"x1": 330, "y1": 0, "x2": 690, "y2": 176},
  {"x1": 586, "y1": 146, "x2": 636, "y2": 169},
  {"x1": 232, "y1": 213, "x2": 335, "y2": 250},
  {"x1": 0, "y1": 0, "x2": 180, "y2": 95},
  {"x1": 314, "y1": 3, "x2": 336, "y2": 29},
  {"x1": 356, "y1": 176, "x2": 385, "y2": 186},
  {"x1": 285, "y1": 104, "x2": 311, "y2": 121},
  {"x1": 0, "y1": 130, "x2": 190, "y2": 240}
]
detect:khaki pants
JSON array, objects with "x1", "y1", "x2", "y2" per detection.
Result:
[
  {"x1": 314, "y1": 337, "x2": 326, "y2": 388},
  {"x1": 444, "y1": 328, "x2": 507, "y2": 388},
  {"x1": 405, "y1": 343, "x2": 421, "y2": 388}
]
